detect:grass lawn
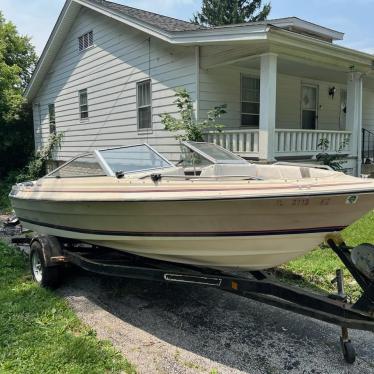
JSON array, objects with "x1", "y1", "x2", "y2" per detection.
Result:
[
  {"x1": 0, "y1": 241, "x2": 136, "y2": 374},
  {"x1": 281, "y1": 210, "x2": 374, "y2": 300}
]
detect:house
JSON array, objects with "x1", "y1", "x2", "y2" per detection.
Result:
[{"x1": 26, "y1": 0, "x2": 374, "y2": 175}]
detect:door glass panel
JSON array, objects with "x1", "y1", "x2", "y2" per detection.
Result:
[
  {"x1": 302, "y1": 86, "x2": 316, "y2": 110},
  {"x1": 302, "y1": 85, "x2": 317, "y2": 129},
  {"x1": 302, "y1": 111, "x2": 316, "y2": 130}
]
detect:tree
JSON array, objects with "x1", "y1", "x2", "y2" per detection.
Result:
[
  {"x1": 0, "y1": 11, "x2": 37, "y2": 178},
  {"x1": 160, "y1": 88, "x2": 226, "y2": 142},
  {"x1": 192, "y1": 0, "x2": 271, "y2": 27}
]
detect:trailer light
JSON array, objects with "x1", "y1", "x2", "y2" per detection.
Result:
[{"x1": 231, "y1": 281, "x2": 238, "y2": 290}]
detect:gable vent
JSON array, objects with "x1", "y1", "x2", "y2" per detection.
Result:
[{"x1": 79, "y1": 31, "x2": 93, "y2": 52}]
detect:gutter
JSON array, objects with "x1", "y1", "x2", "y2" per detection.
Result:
[{"x1": 268, "y1": 27, "x2": 374, "y2": 68}]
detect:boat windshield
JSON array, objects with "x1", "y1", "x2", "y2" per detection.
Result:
[
  {"x1": 180, "y1": 141, "x2": 248, "y2": 165},
  {"x1": 97, "y1": 144, "x2": 174, "y2": 175}
]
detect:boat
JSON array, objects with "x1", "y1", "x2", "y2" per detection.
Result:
[{"x1": 9, "y1": 141, "x2": 374, "y2": 270}]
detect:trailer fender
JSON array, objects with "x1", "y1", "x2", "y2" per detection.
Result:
[{"x1": 30, "y1": 235, "x2": 64, "y2": 267}]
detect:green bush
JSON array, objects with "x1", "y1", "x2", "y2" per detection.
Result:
[
  {"x1": 160, "y1": 88, "x2": 226, "y2": 141},
  {"x1": 0, "y1": 133, "x2": 63, "y2": 211}
]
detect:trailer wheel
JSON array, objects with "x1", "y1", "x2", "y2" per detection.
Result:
[
  {"x1": 341, "y1": 339, "x2": 356, "y2": 364},
  {"x1": 30, "y1": 241, "x2": 62, "y2": 289}
]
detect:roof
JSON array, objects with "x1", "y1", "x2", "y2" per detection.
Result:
[
  {"x1": 210, "y1": 17, "x2": 344, "y2": 41},
  {"x1": 86, "y1": 1, "x2": 343, "y2": 40},
  {"x1": 25, "y1": 0, "x2": 374, "y2": 101},
  {"x1": 86, "y1": 0, "x2": 204, "y2": 32}
]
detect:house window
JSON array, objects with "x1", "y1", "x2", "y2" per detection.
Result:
[
  {"x1": 241, "y1": 75, "x2": 260, "y2": 127},
  {"x1": 79, "y1": 89, "x2": 89, "y2": 120},
  {"x1": 48, "y1": 104, "x2": 56, "y2": 134},
  {"x1": 78, "y1": 31, "x2": 93, "y2": 52},
  {"x1": 137, "y1": 80, "x2": 152, "y2": 130},
  {"x1": 301, "y1": 84, "x2": 318, "y2": 129}
]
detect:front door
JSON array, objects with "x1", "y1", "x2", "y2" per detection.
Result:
[{"x1": 301, "y1": 84, "x2": 318, "y2": 129}]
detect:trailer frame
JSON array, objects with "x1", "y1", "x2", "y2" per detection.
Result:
[{"x1": 23, "y1": 233, "x2": 374, "y2": 364}]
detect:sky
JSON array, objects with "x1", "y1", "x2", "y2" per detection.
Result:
[{"x1": 1, "y1": 0, "x2": 374, "y2": 56}]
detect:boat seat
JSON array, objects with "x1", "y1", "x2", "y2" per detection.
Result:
[
  {"x1": 199, "y1": 164, "x2": 257, "y2": 178},
  {"x1": 308, "y1": 168, "x2": 339, "y2": 178},
  {"x1": 278, "y1": 166, "x2": 303, "y2": 179},
  {"x1": 255, "y1": 165, "x2": 283, "y2": 179},
  {"x1": 255, "y1": 165, "x2": 303, "y2": 180}
]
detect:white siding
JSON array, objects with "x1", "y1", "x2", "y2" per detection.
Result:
[
  {"x1": 199, "y1": 66, "x2": 240, "y2": 129},
  {"x1": 33, "y1": 7, "x2": 196, "y2": 162}
]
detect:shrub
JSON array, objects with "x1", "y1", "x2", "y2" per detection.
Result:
[{"x1": 160, "y1": 88, "x2": 226, "y2": 142}]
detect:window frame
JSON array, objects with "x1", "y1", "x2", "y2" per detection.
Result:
[
  {"x1": 48, "y1": 103, "x2": 56, "y2": 134},
  {"x1": 136, "y1": 79, "x2": 153, "y2": 132},
  {"x1": 78, "y1": 31, "x2": 94, "y2": 52},
  {"x1": 79, "y1": 89, "x2": 89, "y2": 121},
  {"x1": 300, "y1": 83, "x2": 319, "y2": 130},
  {"x1": 240, "y1": 74, "x2": 260, "y2": 128}
]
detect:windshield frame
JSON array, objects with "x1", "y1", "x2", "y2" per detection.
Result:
[
  {"x1": 45, "y1": 144, "x2": 175, "y2": 179},
  {"x1": 181, "y1": 141, "x2": 248, "y2": 165},
  {"x1": 95, "y1": 143, "x2": 175, "y2": 177},
  {"x1": 45, "y1": 152, "x2": 108, "y2": 179}
]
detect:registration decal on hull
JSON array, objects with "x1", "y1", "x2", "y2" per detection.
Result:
[{"x1": 276, "y1": 197, "x2": 331, "y2": 207}]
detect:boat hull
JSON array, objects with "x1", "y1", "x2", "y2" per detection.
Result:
[{"x1": 12, "y1": 191, "x2": 373, "y2": 270}]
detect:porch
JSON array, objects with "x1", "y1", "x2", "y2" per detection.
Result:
[{"x1": 198, "y1": 41, "x2": 374, "y2": 173}]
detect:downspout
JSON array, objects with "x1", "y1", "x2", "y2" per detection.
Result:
[{"x1": 195, "y1": 45, "x2": 200, "y2": 123}]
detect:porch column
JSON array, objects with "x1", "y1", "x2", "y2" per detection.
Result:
[
  {"x1": 346, "y1": 72, "x2": 363, "y2": 174},
  {"x1": 259, "y1": 53, "x2": 277, "y2": 161}
]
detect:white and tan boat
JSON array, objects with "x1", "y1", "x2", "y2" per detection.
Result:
[{"x1": 10, "y1": 142, "x2": 374, "y2": 270}]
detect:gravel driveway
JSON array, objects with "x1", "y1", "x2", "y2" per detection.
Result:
[{"x1": 57, "y1": 269, "x2": 374, "y2": 374}]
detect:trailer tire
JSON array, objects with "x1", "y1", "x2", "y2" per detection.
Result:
[{"x1": 30, "y1": 241, "x2": 62, "y2": 289}]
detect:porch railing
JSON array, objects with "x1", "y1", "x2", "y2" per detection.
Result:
[
  {"x1": 205, "y1": 129, "x2": 259, "y2": 157},
  {"x1": 205, "y1": 128, "x2": 352, "y2": 158},
  {"x1": 275, "y1": 129, "x2": 352, "y2": 157}
]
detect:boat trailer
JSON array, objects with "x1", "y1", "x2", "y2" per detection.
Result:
[{"x1": 18, "y1": 233, "x2": 374, "y2": 364}]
